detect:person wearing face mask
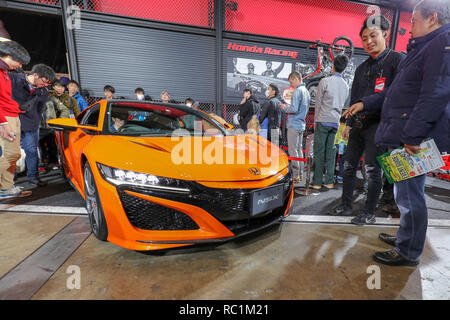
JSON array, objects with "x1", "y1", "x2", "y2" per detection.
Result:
[
  {"x1": 259, "y1": 84, "x2": 281, "y2": 143},
  {"x1": 135, "y1": 87, "x2": 152, "y2": 101},
  {"x1": 185, "y1": 98, "x2": 194, "y2": 107}
]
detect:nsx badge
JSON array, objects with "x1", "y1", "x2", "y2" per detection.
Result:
[{"x1": 257, "y1": 194, "x2": 280, "y2": 205}]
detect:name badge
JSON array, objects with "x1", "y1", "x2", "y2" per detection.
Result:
[{"x1": 375, "y1": 77, "x2": 386, "y2": 92}]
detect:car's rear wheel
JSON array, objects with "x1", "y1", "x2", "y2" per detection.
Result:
[{"x1": 84, "y1": 162, "x2": 108, "y2": 241}]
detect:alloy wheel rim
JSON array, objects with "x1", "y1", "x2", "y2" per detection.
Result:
[{"x1": 84, "y1": 166, "x2": 100, "y2": 233}]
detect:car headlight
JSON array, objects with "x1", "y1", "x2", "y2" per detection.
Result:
[{"x1": 96, "y1": 163, "x2": 191, "y2": 193}]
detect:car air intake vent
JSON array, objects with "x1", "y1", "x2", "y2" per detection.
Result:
[
  {"x1": 118, "y1": 190, "x2": 199, "y2": 231},
  {"x1": 214, "y1": 190, "x2": 249, "y2": 213}
]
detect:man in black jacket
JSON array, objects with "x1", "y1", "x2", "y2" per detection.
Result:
[
  {"x1": 238, "y1": 88, "x2": 259, "y2": 131},
  {"x1": 259, "y1": 83, "x2": 282, "y2": 143},
  {"x1": 10, "y1": 64, "x2": 56, "y2": 187},
  {"x1": 329, "y1": 15, "x2": 405, "y2": 225}
]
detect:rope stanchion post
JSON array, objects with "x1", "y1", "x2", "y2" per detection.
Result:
[{"x1": 281, "y1": 146, "x2": 320, "y2": 196}]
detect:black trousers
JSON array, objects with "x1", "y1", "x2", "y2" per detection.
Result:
[{"x1": 341, "y1": 123, "x2": 384, "y2": 215}]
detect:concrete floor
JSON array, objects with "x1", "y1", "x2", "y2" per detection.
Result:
[{"x1": 0, "y1": 212, "x2": 448, "y2": 300}]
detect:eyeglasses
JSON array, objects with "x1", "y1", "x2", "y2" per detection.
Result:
[{"x1": 37, "y1": 77, "x2": 52, "y2": 86}]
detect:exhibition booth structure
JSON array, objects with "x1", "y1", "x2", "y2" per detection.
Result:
[{"x1": 0, "y1": 0, "x2": 414, "y2": 124}]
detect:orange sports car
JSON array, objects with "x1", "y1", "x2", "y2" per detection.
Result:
[{"x1": 48, "y1": 100, "x2": 294, "y2": 251}]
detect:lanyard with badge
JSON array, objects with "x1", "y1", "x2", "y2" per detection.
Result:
[{"x1": 366, "y1": 49, "x2": 391, "y2": 93}]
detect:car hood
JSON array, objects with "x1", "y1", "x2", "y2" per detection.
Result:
[{"x1": 88, "y1": 134, "x2": 288, "y2": 182}]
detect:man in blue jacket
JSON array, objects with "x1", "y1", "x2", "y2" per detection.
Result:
[
  {"x1": 280, "y1": 71, "x2": 310, "y2": 183},
  {"x1": 345, "y1": 0, "x2": 449, "y2": 266},
  {"x1": 67, "y1": 80, "x2": 89, "y2": 112}
]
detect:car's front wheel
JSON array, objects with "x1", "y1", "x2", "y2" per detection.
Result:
[{"x1": 84, "y1": 162, "x2": 108, "y2": 241}]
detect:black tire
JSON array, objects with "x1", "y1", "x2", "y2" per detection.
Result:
[
  {"x1": 83, "y1": 162, "x2": 108, "y2": 241},
  {"x1": 331, "y1": 36, "x2": 354, "y2": 59}
]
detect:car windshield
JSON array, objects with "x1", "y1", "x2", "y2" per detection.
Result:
[{"x1": 106, "y1": 102, "x2": 225, "y2": 137}]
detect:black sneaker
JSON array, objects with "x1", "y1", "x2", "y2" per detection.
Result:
[
  {"x1": 328, "y1": 204, "x2": 352, "y2": 216},
  {"x1": 351, "y1": 212, "x2": 376, "y2": 225}
]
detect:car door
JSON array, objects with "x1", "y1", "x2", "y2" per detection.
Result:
[{"x1": 68, "y1": 103, "x2": 102, "y2": 191}]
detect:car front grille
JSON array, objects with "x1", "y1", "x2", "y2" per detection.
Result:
[
  {"x1": 221, "y1": 204, "x2": 286, "y2": 235},
  {"x1": 117, "y1": 190, "x2": 199, "y2": 231},
  {"x1": 213, "y1": 189, "x2": 249, "y2": 213},
  {"x1": 213, "y1": 167, "x2": 292, "y2": 214},
  {"x1": 115, "y1": 167, "x2": 292, "y2": 234}
]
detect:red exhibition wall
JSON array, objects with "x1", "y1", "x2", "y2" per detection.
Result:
[
  {"x1": 25, "y1": 0, "x2": 413, "y2": 51},
  {"x1": 88, "y1": 0, "x2": 212, "y2": 28},
  {"x1": 397, "y1": 11, "x2": 413, "y2": 52},
  {"x1": 92, "y1": 0, "x2": 411, "y2": 50},
  {"x1": 224, "y1": 0, "x2": 395, "y2": 48}
]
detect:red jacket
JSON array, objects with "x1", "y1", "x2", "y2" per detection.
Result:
[{"x1": 0, "y1": 59, "x2": 20, "y2": 124}]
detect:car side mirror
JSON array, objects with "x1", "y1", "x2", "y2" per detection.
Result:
[{"x1": 47, "y1": 118, "x2": 79, "y2": 132}]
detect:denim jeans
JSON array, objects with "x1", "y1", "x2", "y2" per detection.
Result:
[
  {"x1": 341, "y1": 123, "x2": 384, "y2": 214},
  {"x1": 394, "y1": 173, "x2": 427, "y2": 262},
  {"x1": 313, "y1": 122, "x2": 337, "y2": 185},
  {"x1": 21, "y1": 129, "x2": 40, "y2": 180}
]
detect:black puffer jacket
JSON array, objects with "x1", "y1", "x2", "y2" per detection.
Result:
[
  {"x1": 239, "y1": 95, "x2": 259, "y2": 130},
  {"x1": 260, "y1": 96, "x2": 281, "y2": 129}
]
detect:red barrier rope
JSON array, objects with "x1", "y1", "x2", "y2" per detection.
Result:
[
  {"x1": 288, "y1": 156, "x2": 308, "y2": 162},
  {"x1": 280, "y1": 146, "x2": 308, "y2": 162}
]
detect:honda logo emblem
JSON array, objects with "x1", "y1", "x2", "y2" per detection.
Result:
[{"x1": 248, "y1": 167, "x2": 261, "y2": 175}]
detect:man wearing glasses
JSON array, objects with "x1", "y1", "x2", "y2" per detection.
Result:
[{"x1": 10, "y1": 63, "x2": 56, "y2": 187}]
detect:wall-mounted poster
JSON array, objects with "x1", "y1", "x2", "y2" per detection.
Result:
[
  {"x1": 226, "y1": 57, "x2": 293, "y2": 100},
  {"x1": 223, "y1": 40, "x2": 367, "y2": 107}
]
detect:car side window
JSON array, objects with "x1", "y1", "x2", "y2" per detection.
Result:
[{"x1": 80, "y1": 104, "x2": 100, "y2": 127}]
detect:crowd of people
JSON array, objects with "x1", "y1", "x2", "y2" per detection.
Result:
[
  {"x1": 0, "y1": 42, "x2": 199, "y2": 196},
  {"x1": 0, "y1": 0, "x2": 448, "y2": 267},
  {"x1": 234, "y1": 2, "x2": 449, "y2": 267}
]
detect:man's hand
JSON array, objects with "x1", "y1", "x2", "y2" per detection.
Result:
[
  {"x1": 404, "y1": 144, "x2": 421, "y2": 156},
  {"x1": 342, "y1": 126, "x2": 351, "y2": 141},
  {"x1": 342, "y1": 102, "x2": 364, "y2": 119},
  {"x1": 0, "y1": 124, "x2": 16, "y2": 141},
  {"x1": 240, "y1": 97, "x2": 247, "y2": 104}
]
